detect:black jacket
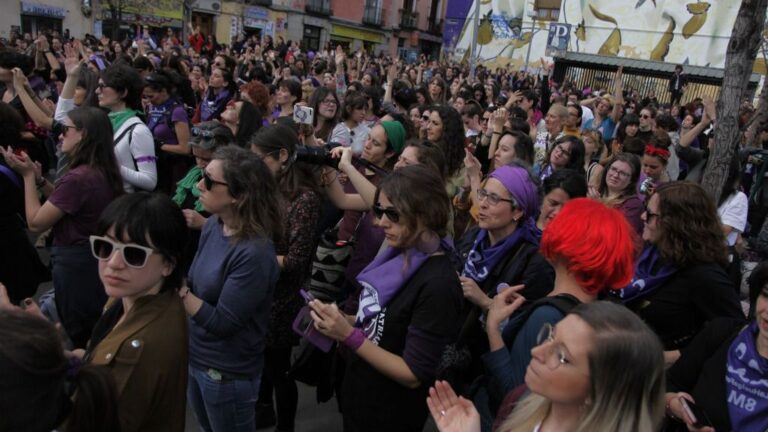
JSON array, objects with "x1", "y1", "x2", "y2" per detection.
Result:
[{"x1": 455, "y1": 226, "x2": 554, "y2": 303}]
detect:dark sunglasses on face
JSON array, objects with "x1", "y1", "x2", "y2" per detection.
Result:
[
  {"x1": 372, "y1": 203, "x2": 400, "y2": 223},
  {"x1": 202, "y1": 170, "x2": 229, "y2": 190},
  {"x1": 90, "y1": 235, "x2": 155, "y2": 268}
]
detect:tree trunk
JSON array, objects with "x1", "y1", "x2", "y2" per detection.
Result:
[
  {"x1": 701, "y1": 0, "x2": 768, "y2": 204},
  {"x1": 745, "y1": 78, "x2": 768, "y2": 148}
]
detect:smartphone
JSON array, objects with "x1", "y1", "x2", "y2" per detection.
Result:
[
  {"x1": 292, "y1": 290, "x2": 334, "y2": 352},
  {"x1": 679, "y1": 398, "x2": 713, "y2": 428},
  {"x1": 293, "y1": 105, "x2": 314, "y2": 125}
]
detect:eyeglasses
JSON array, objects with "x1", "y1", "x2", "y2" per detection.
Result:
[
  {"x1": 640, "y1": 114, "x2": 651, "y2": 119},
  {"x1": 477, "y1": 188, "x2": 517, "y2": 207},
  {"x1": 321, "y1": 99, "x2": 338, "y2": 106},
  {"x1": 421, "y1": 115, "x2": 430, "y2": 121},
  {"x1": 60, "y1": 125, "x2": 77, "y2": 134},
  {"x1": 643, "y1": 204, "x2": 661, "y2": 221},
  {"x1": 535, "y1": 323, "x2": 576, "y2": 371},
  {"x1": 608, "y1": 166, "x2": 631, "y2": 179},
  {"x1": 202, "y1": 170, "x2": 229, "y2": 190},
  {"x1": 89, "y1": 235, "x2": 155, "y2": 268},
  {"x1": 372, "y1": 203, "x2": 400, "y2": 222},
  {"x1": 96, "y1": 82, "x2": 109, "y2": 90},
  {"x1": 554, "y1": 144, "x2": 572, "y2": 158}
]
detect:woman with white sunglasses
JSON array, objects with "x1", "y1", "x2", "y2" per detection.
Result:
[{"x1": 83, "y1": 192, "x2": 189, "y2": 432}]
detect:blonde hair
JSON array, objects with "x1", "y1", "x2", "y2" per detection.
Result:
[{"x1": 498, "y1": 302, "x2": 665, "y2": 432}]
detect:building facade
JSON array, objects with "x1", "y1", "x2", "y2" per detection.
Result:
[{"x1": 1, "y1": 0, "x2": 93, "y2": 40}]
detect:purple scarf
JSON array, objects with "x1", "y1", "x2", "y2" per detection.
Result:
[
  {"x1": 200, "y1": 88, "x2": 231, "y2": 122},
  {"x1": 463, "y1": 220, "x2": 540, "y2": 282},
  {"x1": 611, "y1": 245, "x2": 676, "y2": 303},
  {"x1": 726, "y1": 321, "x2": 768, "y2": 431},
  {"x1": 355, "y1": 238, "x2": 452, "y2": 328}
]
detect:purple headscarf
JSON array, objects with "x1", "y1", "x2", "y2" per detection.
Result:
[{"x1": 489, "y1": 165, "x2": 540, "y2": 219}]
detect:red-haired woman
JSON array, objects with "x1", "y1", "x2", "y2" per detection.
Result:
[{"x1": 472, "y1": 198, "x2": 637, "y2": 429}]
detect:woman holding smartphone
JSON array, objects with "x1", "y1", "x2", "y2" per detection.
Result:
[
  {"x1": 309, "y1": 166, "x2": 463, "y2": 432},
  {"x1": 663, "y1": 262, "x2": 768, "y2": 432}
]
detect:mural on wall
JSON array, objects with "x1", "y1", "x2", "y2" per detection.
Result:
[{"x1": 443, "y1": 0, "x2": 741, "y2": 69}]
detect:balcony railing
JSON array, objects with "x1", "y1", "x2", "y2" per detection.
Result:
[
  {"x1": 305, "y1": 0, "x2": 331, "y2": 15},
  {"x1": 400, "y1": 10, "x2": 418, "y2": 29},
  {"x1": 363, "y1": 3, "x2": 383, "y2": 26},
  {"x1": 427, "y1": 17, "x2": 442, "y2": 34}
]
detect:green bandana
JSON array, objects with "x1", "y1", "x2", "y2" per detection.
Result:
[
  {"x1": 172, "y1": 166, "x2": 204, "y2": 212},
  {"x1": 108, "y1": 109, "x2": 142, "y2": 132}
]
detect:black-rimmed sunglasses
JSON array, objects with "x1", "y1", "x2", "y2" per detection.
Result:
[
  {"x1": 202, "y1": 171, "x2": 229, "y2": 190},
  {"x1": 372, "y1": 204, "x2": 400, "y2": 223}
]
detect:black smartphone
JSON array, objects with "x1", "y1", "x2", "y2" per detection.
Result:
[{"x1": 680, "y1": 398, "x2": 713, "y2": 428}]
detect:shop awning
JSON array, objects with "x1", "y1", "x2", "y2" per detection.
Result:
[{"x1": 331, "y1": 24, "x2": 384, "y2": 44}]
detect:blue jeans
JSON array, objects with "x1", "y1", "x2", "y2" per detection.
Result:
[{"x1": 187, "y1": 365, "x2": 261, "y2": 432}]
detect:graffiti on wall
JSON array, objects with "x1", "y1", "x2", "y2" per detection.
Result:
[{"x1": 443, "y1": 0, "x2": 742, "y2": 69}]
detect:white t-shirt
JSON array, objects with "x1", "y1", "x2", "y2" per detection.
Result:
[
  {"x1": 113, "y1": 117, "x2": 158, "y2": 192},
  {"x1": 718, "y1": 191, "x2": 748, "y2": 246},
  {"x1": 329, "y1": 122, "x2": 371, "y2": 155}
]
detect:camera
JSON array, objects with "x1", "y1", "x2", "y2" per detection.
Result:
[
  {"x1": 639, "y1": 177, "x2": 655, "y2": 195},
  {"x1": 295, "y1": 143, "x2": 342, "y2": 169}
]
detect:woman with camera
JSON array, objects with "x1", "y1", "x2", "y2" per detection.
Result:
[
  {"x1": 611, "y1": 182, "x2": 743, "y2": 353},
  {"x1": 663, "y1": 261, "x2": 767, "y2": 432},
  {"x1": 321, "y1": 121, "x2": 406, "y2": 294},
  {"x1": 182, "y1": 146, "x2": 282, "y2": 432},
  {"x1": 309, "y1": 165, "x2": 464, "y2": 432},
  {"x1": 143, "y1": 70, "x2": 192, "y2": 194},
  {"x1": 249, "y1": 124, "x2": 322, "y2": 431},
  {"x1": 639, "y1": 132, "x2": 673, "y2": 198}
]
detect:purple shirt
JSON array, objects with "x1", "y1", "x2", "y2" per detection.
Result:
[
  {"x1": 148, "y1": 101, "x2": 189, "y2": 145},
  {"x1": 48, "y1": 166, "x2": 115, "y2": 246}
]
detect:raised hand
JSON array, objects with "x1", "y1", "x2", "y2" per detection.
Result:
[{"x1": 427, "y1": 380, "x2": 481, "y2": 432}]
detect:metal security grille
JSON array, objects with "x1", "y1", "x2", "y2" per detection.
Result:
[{"x1": 563, "y1": 66, "x2": 722, "y2": 105}]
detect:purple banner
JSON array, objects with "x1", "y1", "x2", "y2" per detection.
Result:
[{"x1": 443, "y1": 0, "x2": 473, "y2": 54}]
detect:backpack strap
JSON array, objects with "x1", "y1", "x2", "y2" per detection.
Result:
[
  {"x1": 114, "y1": 122, "x2": 139, "y2": 149},
  {"x1": 520, "y1": 293, "x2": 581, "y2": 324}
]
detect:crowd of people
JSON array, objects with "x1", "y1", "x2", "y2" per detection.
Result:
[{"x1": 0, "y1": 26, "x2": 766, "y2": 432}]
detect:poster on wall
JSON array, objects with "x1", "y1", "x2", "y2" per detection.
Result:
[{"x1": 443, "y1": 0, "x2": 741, "y2": 69}]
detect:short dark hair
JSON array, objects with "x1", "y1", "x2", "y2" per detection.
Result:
[
  {"x1": 96, "y1": 192, "x2": 188, "y2": 291},
  {"x1": 543, "y1": 168, "x2": 587, "y2": 198},
  {"x1": 278, "y1": 79, "x2": 302, "y2": 103},
  {"x1": 101, "y1": 63, "x2": 146, "y2": 110}
]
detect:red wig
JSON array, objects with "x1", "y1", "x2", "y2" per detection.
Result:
[{"x1": 540, "y1": 198, "x2": 637, "y2": 294}]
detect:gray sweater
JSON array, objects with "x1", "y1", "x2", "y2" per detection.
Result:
[{"x1": 187, "y1": 216, "x2": 279, "y2": 377}]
